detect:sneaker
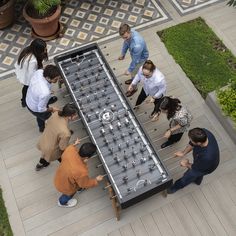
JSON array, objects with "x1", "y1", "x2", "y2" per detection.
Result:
[
  {"x1": 48, "y1": 96, "x2": 58, "y2": 105},
  {"x1": 77, "y1": 188, "x2": 86, "y2": 194},
  {"x1": 35, "y1": 163, "x2": 46, "y2": 171},
  {"x1": 39, "y1": 127, "x2": 44, "y2": 133},
  {"x1": 57, "y1": 198, "x2": 78, "y2": 208},
  {"x1": 167, "y1": 187, "x2": 177, "y2": 194},
  {"x1": 21, "y1": 101, "x2": 26, "y2": 108},
  {"x1": 161, "y1": 141, "x2": 173, "y2": 149}
]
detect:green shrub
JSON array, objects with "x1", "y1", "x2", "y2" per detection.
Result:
[
  {"x1": 217, "y1": 79, "x2": 236, "y2": 125},
  {"x1": 0, "y1": 188, "x2": 13, "y2": 236}
]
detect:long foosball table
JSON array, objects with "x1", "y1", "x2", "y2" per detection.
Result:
[{"x1": 54, "y1": 43, "x2": 172, "y2": 219}]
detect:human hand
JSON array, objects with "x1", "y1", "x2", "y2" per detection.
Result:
[
  {"x1": 128, "y1": 84, "x2": 134, "y2": 92},
  {"x1": 73, "y1": 138, "x2": 81, "y2": 146},
  {"x1": 51, "y1": 107, "x2": 60, "y2": 112},
  {"x1": 96, "y1": 175, "x2": 104, "y2": 182},
  {"x1": 146, "y1": 97, "x2": 155, "y2": 103},
  {"x1": 180, "y1": 159, "x2": 190, "y2": 167},
  {"x1": 174, "y1": 151, "x2": 185, "y2": 158},
  {"x1": 124, "y1": 70, "x2": 131, "y2": 76},
  {"x1": 118, "y1": 55, "x2": 125, "y2": 60},
  {"x1": 164, "y1": 130, "x2": 171, "y2": 139}
]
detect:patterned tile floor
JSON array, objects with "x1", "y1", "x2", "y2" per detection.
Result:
[
  {"x1": 0, "y1": 0, "x2": 170, "y2": 74},
  {"x1": 170, "y1": 0, "x2": 224, "y2": 15}
]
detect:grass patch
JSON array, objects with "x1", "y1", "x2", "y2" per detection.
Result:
[
  {"x1": 158, "y1": 17, "x2": 236, "y2": 98},
  {"x1": 0, "y1": 188, "x2": 13, "y2": 236}
]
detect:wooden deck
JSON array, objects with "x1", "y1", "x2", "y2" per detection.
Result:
[{"x1": 0, "y1": 1, "x2": 236, "y2": 235}]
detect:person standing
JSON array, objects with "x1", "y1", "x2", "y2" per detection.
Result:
[
  {"x1": 126, "y1": 60, "x2": 166, "y2": 121},
  {"x1": 167, "y1": 127, "x2": 220, "y2": 194},
  {"x1": 26, "y1": 64, "x2": 61, "y2": 132},
  {"x1": 54, "y1": 141, "x2": 104, "y2": 207},
  {"x1": 14, "y1": 39, "x2": 48, "y2": 107},
  {"x1": 118, "y1": 23, "x2": 149, "y2": 86},
  {"x1": 159, "y1": 96, "x2": 192, "y2": 148},
  {"x1": 35, "y1": 103, "x2": 78, "y2": 171}
]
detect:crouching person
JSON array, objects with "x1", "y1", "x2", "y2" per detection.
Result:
[{"x1": 54, "y1": 140, "x2": 104, "y2": 207}]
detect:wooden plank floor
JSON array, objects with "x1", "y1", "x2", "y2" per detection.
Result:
[{"x1": 0, "y1": 1, "x2": 236, "y2": 236}]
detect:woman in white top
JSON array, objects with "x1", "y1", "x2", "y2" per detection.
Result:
[
  {"x1": 126, "y1": 60, "x2": 166, "y2": 120},
  {"x1": 15, "y1": 39, "x2": 48, "y2": 107}
]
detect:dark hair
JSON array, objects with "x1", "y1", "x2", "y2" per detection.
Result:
[
  {"x1": 142, "y1": 60, "x2": 156, "y2": 72},
  {"x1": 188, "y1": 128, "x2": 207, "y2": 143},
  {"x1": 43, "y1": 65, "x2": 60, "y2": 80},
  {"x1": 160, "y1": 96, "x2": 181, "y2": 120},
  {"x1": 18, "y1": 39, "x2": 48, "y2": 69},
  {"x1": 119, "y1": 23, "x2": 130, "y2": 36},
  {"x1": 79, "y1": 143, "x2": 97, "y2": 158},
  {"x1": 58, "y1": 103, "x2": 77, "y2": 117}
]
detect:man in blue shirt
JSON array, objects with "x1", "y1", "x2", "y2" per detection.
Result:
[
  {"x1": 167, "y1": 127, "x2": 220, "y2": 194},
  {"x1": 118, "y1": 23, "x2": 149, "y2": 86}
]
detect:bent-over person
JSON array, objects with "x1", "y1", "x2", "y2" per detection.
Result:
[
  {"x1": 36, "y1": 103, "x2": 78, "y2": 171},
  {"x1": 54, "y1": 141, "x2": 104, "y2": 207}
]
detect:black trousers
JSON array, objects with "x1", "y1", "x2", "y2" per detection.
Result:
[
  {"x1": 135, "y1": 88, "x2": 163, "y2": 115},
  {"x1": 166, "y1": 132, "x2": 184, "y2": 145},
  {"x1": 21, "y1": 85, "x2": 29, "y2": 105},
  {"x1": 27, "y1": 106, "x2": 52, "y2": 131}
]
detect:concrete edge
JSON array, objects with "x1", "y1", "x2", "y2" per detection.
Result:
[{"x1": 206, "y1": 91, "x2": 236, "y2": 144}]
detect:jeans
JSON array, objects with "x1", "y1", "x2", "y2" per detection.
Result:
[
  {"x1": 135, "y1": 88, "x2": 163, "y2": 115},
  {"x1": 59, "y1": 193, "x2": 75, "y2": 205},
  {"x1": 171, "y1": 169, "x2": 204, "y2": 192}
]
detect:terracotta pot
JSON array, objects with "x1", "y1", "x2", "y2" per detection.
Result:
[
  {"x1": 23, "y1": 5, "x2": 61, "y2": 38},
  {"x1": 0, "y1": 0, "x2": 15, "y2": 29}
]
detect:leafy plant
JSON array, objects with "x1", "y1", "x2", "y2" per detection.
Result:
[
  {"x1": 227, "y1": 0, "x2": 236, "y2": 7},
  {"x1": 217, "y1": 79, "x2": 236, "y2": 126},
  {"x1": 27, "y1": 0, "x2": 61, "y2": 17},
  {"x1": 0, "y1": 188, "x2": 13, "y2": 236}
]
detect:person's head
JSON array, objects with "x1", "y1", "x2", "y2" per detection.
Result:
[
  {"x1": 79, "y1": 143, "x2": 97, "y2": 161},
  {"x1": 142, "y1": 60, "x2": 156, "y2": 78},
  {"x1": 119, "y1": 23, "x2": 131, "y2": 41},
  {"x1": 43, "y1": 65, "x2": 61, "y2": 83},
  {"x1": 18, "y1": 38, "x2": 48, "y2": 69},
  {"x1": 188, "y1": 128, "x2": 208, "y2": 146},
  {"x1": 159, "y1": 96, "x2": 181, "y2": 120},
  {"x1": 58, "y1": 103, "x2": 78, "y2": 120}
]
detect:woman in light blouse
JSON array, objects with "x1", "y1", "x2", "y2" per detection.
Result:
[
  {"x1": 126, "y1": 60, "x2": 166, "y2": 121},
  {"x1": 159, "y1": 96, "x2": 193, "y2": 148},
  {"x1": 15, "y1": 39, "x2": 48, "y2": 107}
]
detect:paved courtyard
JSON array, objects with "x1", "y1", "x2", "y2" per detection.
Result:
[{"x1": 0, "y1": 0, "x2": 236, "y2": 236}]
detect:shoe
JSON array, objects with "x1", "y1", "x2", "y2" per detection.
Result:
[
  {"x1": 161, "y1": 141, "x2": 172, "y2": 149},
  {"x1": 77, "y1": 188, "x2": 86, "y2": 194},
  {"x1": 35, "y1": 163, "x2": 47, "y2": 171},
  {"x1": 125, "y1": 79, "x2": 133, "y2": 85},
  {"x1": 125, "y1": 88, "x2": 138, "y2": 97},
  {"x1": 194, "y1": 177, "x2": 203, "y2": 185},
  {"x1": 48, "y1": 96, "x2": 58, "y2": 105},
  {"x1": 167, "y1": 187, "x2": 177, "y2": 194},
  {"x1": 39, "y1": 127, "x2": 44, "y2": 133},
  {"x1": 57, "y1": 198, "x2": 78, "y2": 208},
  {"x1": 21, "y1": 102, "x2": 26, "y2": 108}
]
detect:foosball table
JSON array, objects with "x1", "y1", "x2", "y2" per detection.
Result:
[{"x1": 55, "y1": 43, "x2": 172, "y2": 219}]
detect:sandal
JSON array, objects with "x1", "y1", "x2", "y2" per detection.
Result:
[{"x1": 125, "y1": 88, "x2": 138, "y2": 97}]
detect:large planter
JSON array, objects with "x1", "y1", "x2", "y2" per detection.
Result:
[
  {"x1": 0, "y1": 0, "x2": 15, "y2": 29},
  {"x1": 206, "y1": 90, "x2": 236, "y2": 144},
  {"x1": 23, "y1": 4, "x2": 61, "y2": 40}
]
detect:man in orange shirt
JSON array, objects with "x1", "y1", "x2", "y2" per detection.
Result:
[{"x1": 54, "y1": 140, "x2": 104, "y2": 207}]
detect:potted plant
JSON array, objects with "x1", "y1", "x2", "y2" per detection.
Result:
[
  {"x1": 23, "y1": 0, "x2": 62, "y2": 40},
  {"x1": 0, "y1": 0, "x2": 15, "y2": 29}
]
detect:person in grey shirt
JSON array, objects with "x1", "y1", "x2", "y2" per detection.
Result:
[
  {"x1": 26, "y1": 65, "x2": 61, "y2": 132},
  {"x1": 126, "y1": 60, "x2": 166, "y2": 121}
]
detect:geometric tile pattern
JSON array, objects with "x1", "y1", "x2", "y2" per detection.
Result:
[
  {"x1": 0, "y1": 0, "x2": 170, "y2": 74},
  {"x1": 169, "y1": 0, "x2": 224, "y2": 15}
]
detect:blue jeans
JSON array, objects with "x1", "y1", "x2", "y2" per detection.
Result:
[
  {"x1": 59, "y1": 194, "x2": 75, "y2": 205},
  {"x1": 171, "y1": 169, "x2": 204, "y2": 192}
]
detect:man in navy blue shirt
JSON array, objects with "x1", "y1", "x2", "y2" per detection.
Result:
[{"x1": 167, "y1": 127, "x2": 220, "y2": 194}]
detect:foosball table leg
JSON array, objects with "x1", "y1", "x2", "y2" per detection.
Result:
[
  {"x1": 162, "y1": 189, "x2": 167, "y2": 198},
  {"x1": 106, "y1": 182, "x2": 121, "y2": 221}
]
